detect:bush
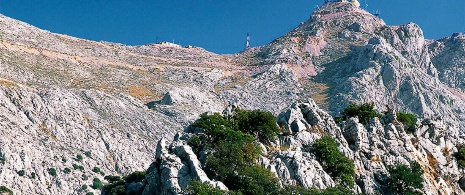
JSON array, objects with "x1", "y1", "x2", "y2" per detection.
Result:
[
  {"x1": 125, "y1": 171, "x2": 146, "y2": 183},
  {"x1": 62, "y1": 156, "x2": 67, "y2": 162},
  {"x1": 93, "y1": 167, "x2": 101, "y2": 173},
  {"x1": 311, "y1": 135, "x2": 355, "y2": 187},
  {"x1": 225, "y1": 165, "x2": 281, "y2": 195},
  {"x1": 189, "y1": 110, "x2": 281, "y2": 194},
  {"x1": 86, "y1": 192, "x2": 94, "y2": 195},
  {"x1": 63, "y1": 168, "x2": 71, "y2": 174},
  {"x1": 17, "y1": 170, "x2": 25, "y2": 176},
  {"x1": 82, "y1": 184, "x2": 88, "y2": 190},
  {"x1": 233, "y1": 108, "x2": 280, "y2": 143},
  {"x1": 76, "y1": 154, "x2": 83, "y2": 161},
  {"x1": 186, "y1": 180, "x2": 226, "y2": 195},
  {"x1": 104, "y1": 175, "x2": 122, "y2": 183},
  {"x1": 82, "y1": 174, "x2": 89, "y2": 180},
  {"x1": 85, "y1": 151, "x2": 92, "y2": 158},
  {"x1": 453, "y1": 146, "x2": 465, "y2": 168},
  {"x1": 103, "y1": 180, "x2": 125, "y2": 195},
  {"x1": 397, "y1": 112, "x2": 416, "y2": 133},
  {"x1": 205, "y1": 130, "x2": 261, "y2": 181},
  {"x1": 48, "y1": 168, "x2": 57, "y2": 176},
  {"x1": 92, "y1": 178, "x2": 103, "y2": 189},
  {"x1": 387, "y1": 161, "x2": 424, "y2": 194},
  {"x1": 281, "y1": 185, "x2": 355, "y2": 195},
  {"x1": 340, "y1": 103, "x2": 381, "y2": 124},
  {"x1": 0, "y1": 149, "x2": 6, "y2": 164},
  {"x1": 31, "y1": 172, "x2": 36, "y2": 179},
  {"x1": 0, "y1": 186, "x2": 13, "y2": 195}
]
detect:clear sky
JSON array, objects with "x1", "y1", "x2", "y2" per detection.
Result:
[{"x1": 0, "y1": 0, "x2": 464, "y2": 54}]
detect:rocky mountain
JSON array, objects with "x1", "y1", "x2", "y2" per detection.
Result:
[{"x1": 1, "y1": 0, "x2": 465, "y2": 194}]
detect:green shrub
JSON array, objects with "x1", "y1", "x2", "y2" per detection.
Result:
[
  {"x1": 86, "y1": 192, "x2": 94, "y2": 195},
  {"x1": 0, "y1": 186, "x2": 13, "y2": 195},
  {"x1": 453, "y1": 146, "x2": 465, "y2": 168},
  {"x1": 387, "y1": 161, "x2": 424, "y2": 195},
  {"x1": 186, "y1": 180, "x2": 226, "y2": 195},
  {"x1": 0, "y1": 149, "x2": 6, "y2": 164},
  {"x1": 82, "y1": 174, "x2": 89, "y2": 180},
  {"x1": 104, "y1": 175, "x2": 122, "y2": 183},
  {"x1": 125, "y1": 171, "x2": 146, "y2": 183},
  {"x1": 76, "y1": 154, "x2": 83, "y2": 161},
  {"x1": 48, "y1": 168, "x2": 57, "y2": 176},
  {"x1": 205, "y1": 130, "x2": 261, "y2": 181},
  {"x1": 189, "y1": 110, "x2": 281, "y2": 194},
  {"x1": 82, "y1": 184, "x2": 88, "y2": 190},
  {"x1": 31, "y1": 172, "x2": 36, "y2": 179},
  {"x1": 63, "y1": 168, "x2": 71, "y2": 174},
  {"x1": 62, "y1": 156, "x2": 67, "y2": 162},
  {"x1": 281, "y1": 185, "x2": 355, "y2": 195},
  {"x1": 225, "y1": 165, "x2": 281, "y2": 195},
  {"x1": 397, "y1": 112, "x2": 416, "y2": 133},
  {"x1": 340, "y1": 103, "x2": 381, "y2": 124},
  {"x1": 92, "y1": 178, "x2": 103, "y2": 189},
  {"x1": 311, "y1": 135, "x2": 355, "y2": 187},
  {"x1": 233, "y1": 108, "x2": 280, "y2": 143},
  {"x1": 73, "y1": 164, "x2": 85, "y2": 171},
  {"x1": 17, "y1": 170, "x2": 25, "y2": 176},
  {"x1": 85, "y1": 151, "x2": 92, "y2": 158},
  {"x1": 92, "y1": 167, "x2": 101, "y2": 173}
]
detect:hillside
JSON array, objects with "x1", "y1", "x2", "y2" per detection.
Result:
[{"x1": 0, "y1": 1, "x2": 465, "y2": 194}]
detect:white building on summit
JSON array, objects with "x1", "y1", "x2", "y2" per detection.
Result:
[{"x1": 324, "y1": 0, "x2": 360, "y2": 7}]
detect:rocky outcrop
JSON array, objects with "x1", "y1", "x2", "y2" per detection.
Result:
[
  {"x1": 142, "y1": 99, "x2": 465, "y2": 194},
  {"x1": 143, "y1": 135, "x2": 227, "y2": 194}
]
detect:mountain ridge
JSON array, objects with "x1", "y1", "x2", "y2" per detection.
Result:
[{"x1": 0, "y1": 1, "x2": 465, "y2": 194}]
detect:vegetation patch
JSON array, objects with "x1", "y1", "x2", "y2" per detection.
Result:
[
  {"x1": 338, "y1": 103, "x2": 381, "y2": 124},
  {"x1": 0, "y1": 186, "x2": 13, "y2": 195},
  {"x1": 396, "y1": 111, "x2": 416, "y2": 133},
  {"x1": 387, "y1": 161, "x2": 424, "y2": 194},
  {"x1": 311, "y1": 135, "x2": 355, "y2": 188},
  {"x1": 453, "y1": 145, "x2": 465, "y2": 168}
]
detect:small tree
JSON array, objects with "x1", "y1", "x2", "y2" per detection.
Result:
[
  {"x1": 92, "y1": 178, "x2": 103, "y2": 189},
  {"x1": 0, "y1": 186, "x2": 13, "y2": 195},
  {"x1": 311, "y1": 135, "x2": 355, "y2": 188},
  {"x1": 387, "y1": 161, "x2": 424, "y2": 194},
  {"x1": 453, "y1": 146, "x2": 465, "y2": 168},
  {"x1": 396, "y1": 112, "x2": 416, "y2": 133},
  {"x1": 233, "y1": 108, "x2": 280, "y2": 143},
  {"x1": 340, "y1": 103, "x2": 381, "y2": 124},
  {"x1": 186, "y1": 180, "x2": 226, "y2": 195}
]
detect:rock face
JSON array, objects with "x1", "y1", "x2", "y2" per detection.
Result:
[{"x1": 1, "y1": 1, "x2": 465, "y2": 194}]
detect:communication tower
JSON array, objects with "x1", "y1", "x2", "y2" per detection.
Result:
[{"x1": 245, "y1": 33, "x2": 250, "y2": 50}]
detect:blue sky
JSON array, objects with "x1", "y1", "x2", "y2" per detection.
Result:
[{"x1": 0, "y1": 0, "x2": 464, "y2": 54}]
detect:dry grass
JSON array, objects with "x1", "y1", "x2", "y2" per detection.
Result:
[
  {"x1": 310, "y1": 84, "x2": 329, "y2": 105},
  {"x1": 0, "y1": 79, "x2": 18, "y2": 89},
  {"x1": 427, "y1": 153, "x2": 440, "y2": 179},
  {"x1": 311, "y1": 125, "x2": 324, "y2": 135},
  {"x1": 127, "y1": 85, "x2": 158, "y2": 103},
  {"x1": 371, "y1": 155, "x2": 382, "y2": 162},
  {"x1": 39, "y1": 122, "x2": 58, "y2": 141},
  {"x1": 82, "y1": 115, "x2": 94, "y2": 129}
]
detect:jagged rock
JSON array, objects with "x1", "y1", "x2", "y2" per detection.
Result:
[{"x1": 143, "y1": 134, "x2": 227, "y2": 195}]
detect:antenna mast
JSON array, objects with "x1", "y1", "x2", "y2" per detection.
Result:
[{"x1": 245, "y1": 33, "x2": 250, "y2": 50}]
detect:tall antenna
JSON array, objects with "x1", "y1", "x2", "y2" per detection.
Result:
[{"x1": 245, "y1": 33, "x2": 250, "y2": 50}]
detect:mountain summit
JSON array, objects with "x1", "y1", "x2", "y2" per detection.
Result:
[{"x1": 0, "y1": 1, "x2": 465, "y2": 194}]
